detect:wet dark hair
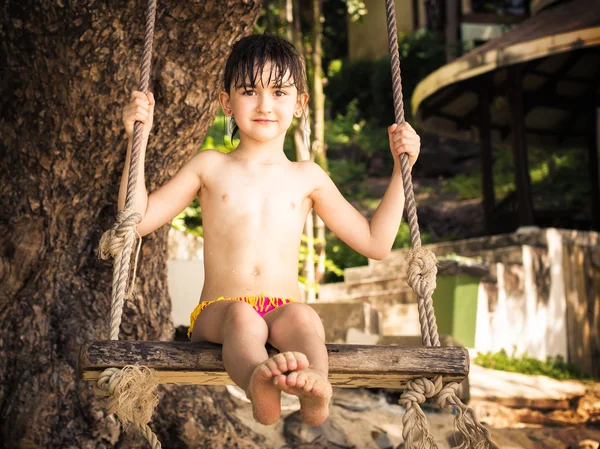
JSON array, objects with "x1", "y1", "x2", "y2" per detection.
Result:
[{"x1": 224, "y1": 33, "x2": 308, "y2": 95}]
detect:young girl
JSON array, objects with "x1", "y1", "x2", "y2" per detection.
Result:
[{"x1": 120, "y1": 33, "x2": 420, "y2": 427}]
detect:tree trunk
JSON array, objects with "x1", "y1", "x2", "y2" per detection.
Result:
[
  {"x1": 310, "y1": 0, "x2": 326, "y2": 171},
  {"x1": 309, "y1": 0, "x2": 327, "y2": 288},
  {"x1": 288, "y1": 0, "x2": 316, "y2": 303},
  {"x1": 0, "y1": 1, "x2": 265, "y2": 447}
]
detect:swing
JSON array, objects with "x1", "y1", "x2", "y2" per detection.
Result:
[{"x1": 79, "y1": 1, "x2": 497, "y2": 448}]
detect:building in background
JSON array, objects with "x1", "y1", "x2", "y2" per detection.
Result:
[{"x1": 347, "y1": 0, "x2": 531, "y2": 62}]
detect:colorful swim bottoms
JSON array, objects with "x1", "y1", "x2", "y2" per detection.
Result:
[{"x1": 187, "y1": 295, "x2": 295, "y2": 339}]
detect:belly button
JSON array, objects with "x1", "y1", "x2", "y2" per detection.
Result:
[
  {"x1": 222, "y1": 194, "x2": 229, "y2": 202},
  {"x1": 252, "y1": 267, "x2": 261, "y2": 276}
]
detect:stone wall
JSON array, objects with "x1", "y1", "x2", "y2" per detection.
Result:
[{"x1": 355, "y1": 227, "x2": 599, "y2": 377}]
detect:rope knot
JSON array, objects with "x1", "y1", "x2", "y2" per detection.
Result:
[
  {"x1": 399, "y1": 376, "x2": 442, "y2": 448},
  {"x1": 436, "y1": 381, "x2": 460, "y2": 410},
  {"x1": 99, "y1": 210, "x2": 142, "y2": 260},
  {"x1": 95, "y1": 366, "x2": 159, "y2": 428},
  {"x1": 405, "y1": 247, "x2": 438, "y2": 298},
  {"x1": 398, "y1": 376, "x2": 441, "y2": 409}
]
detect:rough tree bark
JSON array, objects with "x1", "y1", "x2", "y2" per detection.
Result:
[{"x1": 0, "y1": 1, "x2": 266, "y2": 448}]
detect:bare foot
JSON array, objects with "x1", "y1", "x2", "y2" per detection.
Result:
[
  {"x1": 274, "y1": 369, "x2": 332, "y2": 426},
  {"x1": 247, "y1": 352, "x2": 309, "y2": 425}
]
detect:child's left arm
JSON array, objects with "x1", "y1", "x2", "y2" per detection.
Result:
[{"x1": 309, "y1": 122, "x2": 420, "y2": 260}]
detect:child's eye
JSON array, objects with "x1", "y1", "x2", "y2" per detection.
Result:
[
  {"x1": 243, "y1": 89, "x2": 256, "y2": 96},
  {"x1": 274, "y1": 90, "x2": 286, "y2": 97}
]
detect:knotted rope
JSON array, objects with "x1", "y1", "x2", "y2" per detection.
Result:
[
  {"x1": 384, "y1": 1, "x2": 498, "y2": 447},
  {"x1": 96, "y1": 1, "x2": 161, "y2": 447}
]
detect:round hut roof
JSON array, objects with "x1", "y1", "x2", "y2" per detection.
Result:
[{"x1": 412, "y1": 0, "x2": 600, "y2": 148}]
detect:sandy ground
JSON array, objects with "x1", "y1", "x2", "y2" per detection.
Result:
[{"x1": 230, "y1": 383, "x2": 600, "y2": 449}]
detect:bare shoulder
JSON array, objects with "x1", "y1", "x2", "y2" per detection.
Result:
[
  {"x1": 294, "y1": 160, "x2": 328, "y2": 190},
  {"x1": 188, "y1": 149, "x2": 228, "y2": 183},
  {"x1": 190, "y1": 149, "x2": 227, "y2": 167}
]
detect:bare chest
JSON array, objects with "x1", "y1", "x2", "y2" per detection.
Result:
[{"x1": 201, "y1": 169, "x2": 313, "y2": 223}]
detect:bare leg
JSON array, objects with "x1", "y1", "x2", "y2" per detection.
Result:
[
  {"x1": 191, "y1": 301, "x2": 308, "y2": 424},
  {"x1": 265, "y1": 303, "x2": 332, "y2": 426}
]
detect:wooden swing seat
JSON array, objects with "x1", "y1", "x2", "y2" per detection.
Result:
[{"x1": 78, "y1": 341, "x2": 469, "y2": 389}]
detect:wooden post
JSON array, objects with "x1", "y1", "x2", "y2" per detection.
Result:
[
  {"x1": 507, "y1": 65, "x2": 534, "y2": 226},
  {"x1": 590, "y1": 106, "x2": 600, "y2": 230},
  {"x1": 412, "y1": 0, "x2": 420, "y2": 30},
  {"x1": 445, "y1": 0, "x2": 458, "y2": 62},
  {"x1": 479, "y1": 73, "x2": 495, "y2": 233}
]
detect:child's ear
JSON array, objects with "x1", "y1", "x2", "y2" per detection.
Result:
[
  {"x1": 218, "y1": 91, "x2": 232, "y2": 115},
  {"x1": 295, "y1": 92, "x2": 309, "y2": 117}
]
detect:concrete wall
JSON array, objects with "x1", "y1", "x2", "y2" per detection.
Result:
[
  {"x1": 362, "y1": 227, "x2": 599, "y2": 376},
  {"x1": 473, "y1": 232, "x2": 569, "y2": 361},
  {"x1": 167, "y1": 229, "x2": 204, "y2": 328}
]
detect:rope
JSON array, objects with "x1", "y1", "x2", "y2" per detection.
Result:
[
  {"x1": 97, "y1": 1, "x2": 161, "y2": 447},
  {"x1": 383, "y1": 1, "x2": 497, "y2": 447}
]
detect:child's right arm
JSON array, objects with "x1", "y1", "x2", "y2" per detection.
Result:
[{"x1": 118, "y1": 91, "x2": 212, "y2": 237}]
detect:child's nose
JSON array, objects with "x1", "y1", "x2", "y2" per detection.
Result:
[{"x1": 256, "y1": 93, "x2": 272, "y2": 113}]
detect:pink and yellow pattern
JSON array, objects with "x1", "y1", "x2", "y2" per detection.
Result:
[{"x1": 188, "y1": 295, "x2": 295, "y2": 339}]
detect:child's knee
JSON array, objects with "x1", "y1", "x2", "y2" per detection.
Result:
[
  {"x1": 271, "y1": 303, "x2": 325, "y2": 340},
  {"x1": 281, "y1": 303, "x2": 314, "y2": 324},
  {"x1": 225, "y1": 302, "x2": 267, "y2": 332}
]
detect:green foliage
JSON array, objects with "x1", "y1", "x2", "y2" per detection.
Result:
[
  {"x1": 328, "y1": 159, "x2": 368, "y2": 199},
  {"x1": 325, "y1": 100, "x2": 392, "y2": 171},
  {"x1": 324, "y1": 222, "x2": 431, "y2": 282},
  {"x1": 172, "y1": 198, "x2": 203, "y2": 237},
  {"x1": 326, "y1": 60, "x2": 377, "y2": 122},
  {"x1": 298, "y1": 234, "x2": 345, "y2": 290},
  {"x1": 324, "y1": 231, "x2": 368, "y2": 283},
  {"x1": 325, "y1": 29, "x2": 446, "y2": 125},
  {"x1": 343, "y1": 0, "x2": 368, "y2": 22},
  {"x1": 442, "y1": 146, "x2": 591, "y2": 211},
  {"x1": 474, "y1": 348, "x2": 587, "y2": 380},
  {"x1": 201, "y1": 111, "x2": 239, "y2": 153}
]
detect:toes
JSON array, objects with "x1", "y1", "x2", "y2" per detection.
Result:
[
  {"x1": 282, "y1": 351, "x2": 298, "y2": 371},
  {"x1": 285, "y1": 371, "x2": 299, "y2": 388},
  {"x1": 264, "y1": 358, "x2": 282, "y2": 376},
  {"x1": 290, "y1": 371, "x2": 307, "y2": 389},
  {"x1": 256, "y1": 363, "x2": 273, "y2": 379},
  {"x1": 292, "y1": 352, "x2": 309, "y2": 370},
  {"x1": 272, "y1": 353, "x2": 289, "y2": 373},
  {"x1": 273, "y1": 374, "x2": 287, "y2": 388}
]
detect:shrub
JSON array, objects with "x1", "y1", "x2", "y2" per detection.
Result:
[
  {"x1": 474, "y1": 348, "x2": 587, "y2": 380},
  {"x1": 325, "y1": 29, "x2": 446, "y2": 125}
]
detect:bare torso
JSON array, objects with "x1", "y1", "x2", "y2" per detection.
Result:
[{"x1": 198, "y1": 151, "x2": 314, "y2": 302}]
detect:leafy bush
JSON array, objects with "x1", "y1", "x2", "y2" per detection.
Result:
[
  {"x1": 172, "y1": 198, "x2": 203, "y2": 237},
  {"x1": 326, "y1": 59, "x2": 377, "y2": 121},
  {"x1": 474, "y1": 348, "x2": 587, "y2": 380},
  {"x1": 325, "y1": 99, "x2": 393, "y2": 172},
  {"x1": 325, "y1": 29, "x2": 445, "y2": 125},
  {"x1": 324, "y1": 232, "x2": 368, "y2": 283},
  {"x1": 328, "y1": 159, "x2": 368, "y2": 198},
  {"x1": 442, "y1": 146, "x2": 591, "y2": 210},
  {"x1": 324, "y1": 222, "x2": 432, "y2": 282}
]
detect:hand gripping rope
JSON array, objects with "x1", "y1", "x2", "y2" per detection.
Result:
[
  {"x1": 96, "y1": 0, "x2": 161, "y2": 447},
  {"x1": 384, "y1": 1, "x2": 497, "y2": 447}
]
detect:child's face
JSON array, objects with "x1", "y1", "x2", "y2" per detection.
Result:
[{"x1": 220, "y1": 62, "x2": 307, "y2": 144}]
